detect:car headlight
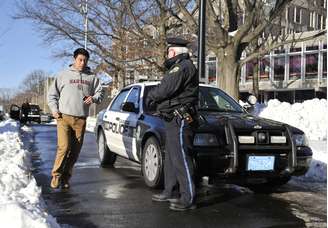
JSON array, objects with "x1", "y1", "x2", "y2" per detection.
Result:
[
  {"x1": 194, "y1": 133, "x2": 219, "y2": 146},
  {"x1": 292, "y1": 134, "x2": 309, "y2": 147}
]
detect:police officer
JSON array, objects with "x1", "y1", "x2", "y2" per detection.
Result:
[{"x1": 146, "y1": 37, "x2": 198, "y2": 211}]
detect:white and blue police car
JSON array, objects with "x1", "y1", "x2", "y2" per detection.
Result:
[{"x1": 95, "y1": 82, "x2": 312, "y2": 191}]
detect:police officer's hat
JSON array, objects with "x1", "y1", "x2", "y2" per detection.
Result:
[{"x1": 166, "y1": 37, "x2": 190, "y2": 48}]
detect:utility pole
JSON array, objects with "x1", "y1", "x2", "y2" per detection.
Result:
[
  {"x1": 198, "y1": 0, "x2": 206, "y2": 81},
  {"x1": 81, "y1": 0, "x2": 88, "y2": 49}
]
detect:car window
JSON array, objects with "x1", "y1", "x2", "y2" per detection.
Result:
[
  {"x1": 30, "y1": 105, "x2": 40, "y2": 112},
  {"x1": 199, "y1": 87, "x2": 244, "y2": 113},
  {"x1": 110, "y1": 89, "x2": 130, "y2": 111},
  {"x1": 126, "y1": 87, "x2": 140, "y2": 111},
  {"x1": 143, "y1": 85, "x2": 156, "y2": 112}
]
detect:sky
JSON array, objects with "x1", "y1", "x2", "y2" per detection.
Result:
[{"x1": 0, "y1": 0, "x2": 67, "y2": 89}]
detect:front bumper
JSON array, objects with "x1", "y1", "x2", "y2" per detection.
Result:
[{"x1": 194, "y1": 145, "x2": 312, "y2": 178}]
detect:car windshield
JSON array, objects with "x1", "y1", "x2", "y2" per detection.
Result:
[
  {"x1": 144, "y1": 85, "x2": 244, "y2": 113},
  {"x1": 30, "y1": 105, "x2": 40, "y2": 112},
  {"x1": 199, "y1": 86, "x2": 244, "y2": 113}
]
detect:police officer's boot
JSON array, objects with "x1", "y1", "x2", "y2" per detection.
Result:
[{"x1": 152, "y1": 192, "x2": 179, "y2": 203}]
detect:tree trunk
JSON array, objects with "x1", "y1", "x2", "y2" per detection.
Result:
[
  {"x1": 217, "y1": 49, "x2": 240, "y2": 99},
  {"x1": 252, "y1": 59, "x2": 259, "y2": 99}
]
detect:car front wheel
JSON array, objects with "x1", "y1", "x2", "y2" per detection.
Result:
[
  {"x1": 142, "y1": 137, "x2": 164, "y2": 188},
  {"x1": 97, "y1": 129, "x2": 116, "y2": 167}
]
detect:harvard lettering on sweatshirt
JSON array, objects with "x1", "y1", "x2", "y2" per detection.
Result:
[{"x1": 48, "y1": 66, "x2": 104, "y2": 117}]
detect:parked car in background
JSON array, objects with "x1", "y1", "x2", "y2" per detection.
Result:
[
  {"x1": 28, "y1": 104, "x2": 41, "y2": 123},
  {"x1": 40, "y1": 112, "x2": 53, "y2": 123},
  {"x1": 94, "y1": 82, "x2": 312, "y2": 192},
  {"x1": 9, "y1": 104, "x2": 21, "y2": 121}
]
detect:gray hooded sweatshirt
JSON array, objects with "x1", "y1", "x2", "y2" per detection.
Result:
[{"x1": 48, "y1": 66, "x2": 104, "y2": 117}]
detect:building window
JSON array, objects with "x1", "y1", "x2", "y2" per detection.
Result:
[
  {"x1": 259, "y1": 57, "x2": 270, "y2": 80},
  {"x1": 318, "y1": 14, "x2": 322, "y2": 30},
  {"x1": 310, "y1": 12, "x2": 316, "y2": 28},
  {"x1": 294, "y1": 7, "x2": 302, "y2": 24},
  {"x1": 305, "y1": 53, "x2": 318, "y2": 79},
  {"x1": 246, "y1": 61, "x2": 255, "y2": 81},
  {"x1": 289, "y1": 55, "x2": 302, "y2": 79},
  {"x1": 290, "y1": 47, "x2": 302, "y2": 52},
  {"x1": 323, "y1": 52, "x2": 327, "y2": 78},
  {"x1": 306, "y1": 45, "x2": 319, "y2": 51},
  {"x1": 274, "y1": 56, "x2": 285, "y2": 80},
  {"x1": 323, "y1": 15, "x2": 326, "y2": 29}
]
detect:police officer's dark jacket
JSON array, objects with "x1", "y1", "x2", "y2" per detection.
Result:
[{"x1": 147, "y1": 53, "x2": 198, "y2": 114}]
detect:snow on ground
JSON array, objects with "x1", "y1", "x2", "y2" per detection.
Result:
[
  {"x1": 0, "y1": 119, "x2": 60, "y2": 228},
  {"x1": 259, "y1": 99, "x2": 327, "y2": 141},
  {"x1": 258, "y1": 98, "x2": 327, "y2": 183}
]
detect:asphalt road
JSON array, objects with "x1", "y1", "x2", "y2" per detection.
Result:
[{"x1": 31, "y1": 124, "x2": 326, "y2": 228}]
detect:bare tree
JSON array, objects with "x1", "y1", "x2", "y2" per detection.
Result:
[
  {"x1": 0, "y1": 88, "x2": 16, "y2": 112},
  {"x1": 15, "y1": 0, "x2": 192, "y2": 88},
  {"x1": 176, "y1": 0, "x2": 326, "y2": 98}
]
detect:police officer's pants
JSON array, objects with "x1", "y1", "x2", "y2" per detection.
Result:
[{"x1": 163, "y1": 116, "x2": 195, "y2": 205}]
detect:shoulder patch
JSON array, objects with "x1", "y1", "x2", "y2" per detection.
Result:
[{"x1": 169, "y1": 66, "x2": 180, "y2": 74}]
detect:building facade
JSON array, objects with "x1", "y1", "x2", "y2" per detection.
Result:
[{"x1": 201, "y1": 0, "x2": 327, "y2": 103}]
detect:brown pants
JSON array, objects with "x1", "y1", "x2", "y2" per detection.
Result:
[{"x1": 51, "y1": 114, "x2": 86, "y2": 180}]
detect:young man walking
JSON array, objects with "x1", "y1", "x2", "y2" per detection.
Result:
[{"x1": 48, "y1": 48, "x2": 104, "y2": 189}]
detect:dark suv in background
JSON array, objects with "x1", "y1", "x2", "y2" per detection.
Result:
[{"x1": 28, "y1": 104, "x2": 41, "y2": 123}]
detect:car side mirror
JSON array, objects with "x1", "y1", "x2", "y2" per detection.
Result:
[{"x1": 122, "y1": 102, "x2": 137, "y2": 113}]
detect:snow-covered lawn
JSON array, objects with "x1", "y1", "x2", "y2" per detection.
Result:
[{"x1": 0, "y1": 120, "x2": 60, "y2": 228}]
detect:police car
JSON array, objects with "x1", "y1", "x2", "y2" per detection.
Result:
[{"x1": 95, "y1": 82, "x2": 312, "y2": 191}]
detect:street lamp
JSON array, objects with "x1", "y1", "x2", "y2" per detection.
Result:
[
  {"x1": 198, "y1": 0, "x2": 206, "y2": 80},
  {"x1": 80, "y1": 0, "x2": 88, "y2": 49}
]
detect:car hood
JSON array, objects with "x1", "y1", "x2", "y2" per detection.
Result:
[{"x1": 198, "y1": 111, "x2": 303, "y2": 134}]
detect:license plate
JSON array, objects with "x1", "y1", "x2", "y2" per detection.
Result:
[{"x1": 247, "y1": 156, "x2": 275, "y2": 171}]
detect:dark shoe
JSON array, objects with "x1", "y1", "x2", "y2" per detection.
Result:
[
  {"x1": 50, "y1": 176, "x2": 61, "y2": 189},
  {"x1": 169, "y1": 201, "x2": 197, "y2": 211},
  {"x1": 152, "y1": 193, "x2": 178, "y2": 202}
]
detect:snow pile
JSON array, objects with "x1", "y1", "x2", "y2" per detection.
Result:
[
  {"x1": 258, "y1": 98, "x2": 327, "y2": 182},
  {"x1": 259, "y1": 99, "x2": 327, "y2": 141},
  {"x1": 0, "y1": 119, "x2": 60, "y2": 228},
  {"x1": 300, "y1": 140, "x2": 327, "y2": 182}
]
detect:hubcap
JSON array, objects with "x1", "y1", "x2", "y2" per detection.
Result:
[{"x1": 144, "y1": 144, "x2": 159, "y2": 182}]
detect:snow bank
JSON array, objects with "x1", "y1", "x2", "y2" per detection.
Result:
[
  {"x1": 0, "y1": 120, "x2": 60, "y2": 228},
  {"x1": 259, "y1": 98, "x2": 327, "y2": 141},
  {"x1": 257, "y1": 99, "x2": 327, "y2": 182}
]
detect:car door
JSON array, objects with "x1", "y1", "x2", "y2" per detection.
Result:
[
  {"x1": 121, "y1": 86, "x2": 141, "y2": 162},
  {"x1": 103, "y1": 89, "x2": 130, "y2": 156}
]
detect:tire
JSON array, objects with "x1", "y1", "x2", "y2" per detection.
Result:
[
  {"x1": 141, "y1": 136, "x2": 164, "y2": 188},
  {"x1": 97, "y1": 129, "x2": 117, "y2": 167},
  {"x1": 247, "y1": 175, "x2": 291, "y2": 193}
]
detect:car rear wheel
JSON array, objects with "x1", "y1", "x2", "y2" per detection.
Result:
[
  {"x1": 142, "y1": 137, "x2": 164, "y2": 188},
  {"x1": 97, "y1": 129, "x2": 116, "y2": 167}
]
